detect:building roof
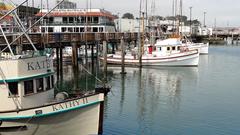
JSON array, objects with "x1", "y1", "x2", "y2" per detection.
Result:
[{"x1": 35, "y1": 9, "x2": 116, "y2": 19}]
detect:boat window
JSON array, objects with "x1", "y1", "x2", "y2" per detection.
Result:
[
  {"x1": 36, "y1": 78, "x2": 44, "y2": 92},
  {"x1": 24, "y1": 80, "x2": 34, "y2": 95},
  {"x1": 51, "y1": 75, "x2": 55, "y2": 88},
  {"x1": 177, "y1": 46, "x2": 181, "y2": 50},
  {"x1": 8, "y1": 82, "x2": 18, "y2": 96},
  {"x1": 158, "y1": 47, "x2": 161, "y2": 51},
  {"x1": 46, "y1": 76, "x2": 51, "y2": 90},
  {"x1": 172, "y1": 46, "x2": 176, "y2": 50},
  {"x1": 167, "y1": 47, "x2": 170, "y2": 51}
]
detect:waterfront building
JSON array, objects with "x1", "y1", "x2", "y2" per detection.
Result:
[{"x1": 35, "y1": 8, "x2": 116, "y2": 33}]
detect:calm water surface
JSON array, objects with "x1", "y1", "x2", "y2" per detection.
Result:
[{"x1": 102, "y1": 45, "x2": 240, "y2": 135}]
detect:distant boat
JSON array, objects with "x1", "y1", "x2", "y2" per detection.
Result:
[
  {"x1": 183, "y1": 41, "x2": 209, "y2": 54},
  {"x1": 100, "y1": 38, "x2": 199, "y2": 66}
]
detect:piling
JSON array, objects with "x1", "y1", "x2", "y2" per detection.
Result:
[
  {"x1": 103, "y1": 41, "x2": 107, "y2": 81},
  {"x1": 56, "y1": 47, "x2": 60, "y2": 81},
  {"x1": 85, "y1": 42, "x2": 88, "y2": 63},
  {"x1": 71, "y1": 42, "x2": 78, "y2": 68},
  {"x1": 59, "y1": 44, "x2": 63, "y2": 80},
  {"x1": 120, "y1": 38, "x2": 126, "y2": 74}
]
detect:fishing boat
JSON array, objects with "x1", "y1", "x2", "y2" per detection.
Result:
[
  {"x1": 0, "y1": 1, "x2": 108, "y2": 135},
  {"x1": 185, "y1": 42, "x2": 209, "y2": 54},
  {"x1": 100, "y1": 38, "x2": 199, "y2": 66},
  {"x1": 181, "y1": 36, "x2": 209, "y2": 54}
]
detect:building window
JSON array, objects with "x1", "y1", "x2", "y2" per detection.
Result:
[
  {"x1": 87, "y1": 17, "x2": 91, "y2": 23},
  {"x1": 80, "y1": 27, "x2": 84, "y2": 32},
  {"x1": 75, "y1": 27, "x2": 80, "y2": 32},
  {"x1": 48, "y1": 27, "x2": 54, "y2": 32},
  {"x1": 93, "y1": 17, "x2": 99, "y2": 23},
  {"x1": 68, "y1": 27, "x2": 73, "y2": 32},
  {"x1": 63, "y1": 17, "x2": 68, "y2": 23},
  {"x1": 81, "y1": 17, "x2": 86, "y2": 23},
  {"x1": 8, "y1": 82, "x2": 18, "y2": 96},
  {"x1": 61, "y1": 27, "x2": 67, "y2": 32},
  {"x1": 69, "y1": 17, "x2": 74, "y2": 23},
  {"x1": 49, "y1": 17, "x2": 54, "y2": 23},
  {"x1": 36, "y1": 78, "x2": 44, "y2": 92},
  {"x1": 41, "y1": 27, "x2": 46, "y2": 33},
  {"x1": 24, "y1": 80, "x2": 34, "y2": 95},
  {"x1": 76, "y1": 17, "x2": 80, "y2": 23},
  {"x1": 99, "y1": 27, "x2": 103, "y2": 32},
  {"x1": 93, "y1": 27, "x2": 98, "y2": 32}
]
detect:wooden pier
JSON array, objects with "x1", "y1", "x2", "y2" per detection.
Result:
[{"x1": 0, "y1": 32, "x2": 139, "y2": 47}]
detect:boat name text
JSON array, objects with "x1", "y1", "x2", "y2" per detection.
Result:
[
  {"x1": 27, "y1": 60, "x2": 51, "y2": 71},
  {"x1": 52, "y1": 98, "x2": 88, "y2": 111}
]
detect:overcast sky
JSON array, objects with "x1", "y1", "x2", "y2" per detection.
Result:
[{"x1": 13, "y1": 0, "x2": 239, "y2": 27}]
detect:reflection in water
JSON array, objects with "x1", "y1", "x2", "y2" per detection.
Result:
[{"x1": 105, "y1": 66, "x2": 198, "y2": 134}]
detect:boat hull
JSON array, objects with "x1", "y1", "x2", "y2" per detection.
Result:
[
  {"x1": 101, "y1": 51, "x2": 199, "y2": 67},
  {"x1": 0, "y1": 93, "x2": 104, "y2": 135}
]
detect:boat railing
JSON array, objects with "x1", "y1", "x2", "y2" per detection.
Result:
[{"x1": 0, "y1": 50, "x2": 51, "y2": 60}]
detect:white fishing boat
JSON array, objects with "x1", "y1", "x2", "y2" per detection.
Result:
[
  {"x1": 101, "y1": 38, "x2": 199, "y2": 66},
  {"x1": 0, "y1": 1, "x2": 108, "y2": 135}
]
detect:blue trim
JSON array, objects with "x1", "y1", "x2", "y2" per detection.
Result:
[
  {"x1": 0, "y1": 72, "x2": 54, "y2": 83},
  {"x1": 0, "y1": 100, "x2": 101, "y2": 120}
]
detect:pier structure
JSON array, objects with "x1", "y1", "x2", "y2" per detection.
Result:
[{"x1": 0, "y1": 32, "x2": 138, "y2": 78}]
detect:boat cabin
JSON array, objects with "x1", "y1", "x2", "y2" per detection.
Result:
[
  {"x1": 0, "y1": 52, "x2": 55, "y2": 111},
  {"x1": 145, "y1": 38, "x2": 183, "y2": 56}
]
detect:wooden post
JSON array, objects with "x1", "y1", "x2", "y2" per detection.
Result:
[
  {"x1": 56, "y1": 47, "x2": 60, "y2": 81},
  {"x1": 85, "y1": 42, "x2": 88, "y2": 63},
  {"x1": 139, "y1": 12, "x2": 145, "y2": 67},
  {"x1": 72, "y1": 42, "x2": 78, "y2": 68},
  {"x1": 91, "y1": 44, "x2": 94, "y2": 60},
  {"x1": 120, "y1": 38, "x2": 126, "y2": 74},
  {"x1": 98, "y1": 101, "x2": 104, "y2": 134},
  {"x1": 103, "y1": 41, "x2": 107, "y2": 80},
  {"x1": 59, "y1": 44, "x2": 63, "y2": 80}
]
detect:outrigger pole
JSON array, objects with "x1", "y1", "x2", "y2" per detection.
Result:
[
  {"x1": 0, "y1": 0, "x2": 65, "y2": 54},
  {"x1": 0, "y1": 0, "x2": 28, "y2": 56}
]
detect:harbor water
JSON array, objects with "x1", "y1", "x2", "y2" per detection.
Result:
[
  {"x1": 102, "y1": 45, "x2": 240, "y2": 135},
  {"x1": 58, "y1": 45, "x2": 240, "y2": 135}
]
